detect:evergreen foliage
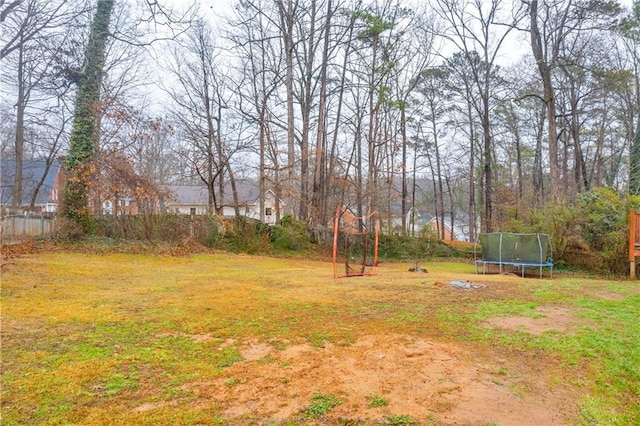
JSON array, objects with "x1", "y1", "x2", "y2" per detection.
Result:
[
  {"x1": 503, "y1": 187, "x2": 638, "y2": 274},
  {"x1": 269, "y1": 215, "x2": 314, "y2": 252},
  {"x1": 576, "y1": 188, "x2": 628, "y2": 274}
]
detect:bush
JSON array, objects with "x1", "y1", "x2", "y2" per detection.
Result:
[
  {"x1": 214, "y1": 216, "x2": 270, "y2": 254},
  {"x1": 501, "y1": 188, "x2": 636, "y2": 275},
  {"x1": 576, "y1": 187, "x2": 629, "y2": 275},
  {"x1": 196, "y1": 215, "x2": 222, "y2": 247},
  {"x1": 269, "y1": 215, "x2": 314, "y2": 253},
  {"x1": 377, "y1": 234, "x2": 439, "y2": 260}
]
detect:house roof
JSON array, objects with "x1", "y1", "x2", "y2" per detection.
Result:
[
  {"x1": 0, "y1": 158, "x2": 62, "y2": 207},
  {"x1": 165, "y1": 185, "x2": 209, "y2": 205},
  {"x1": 165, "y1": 180, "x2": 283, "y2": 207}
]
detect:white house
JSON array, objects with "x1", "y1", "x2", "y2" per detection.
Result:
[
  {"x1": 163, "y1": 182, "x2": 286, "y2": 225},
  {"x1": 163, "y1": 185, "x2": 210, "y2": 215},
  {"x1": 220, "y1": 188, "x2": 284, "y2": 226}
]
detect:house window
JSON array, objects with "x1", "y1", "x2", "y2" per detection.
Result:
[
  {"x1": 103, "y1": 200, "x2": 112, "y2": 215},
  {"x1": 265, "y1": 207, "x2": 273, "y2": 216},
  {"x1": 190, "y1": 207, "x2": 196, "y2": 216}
]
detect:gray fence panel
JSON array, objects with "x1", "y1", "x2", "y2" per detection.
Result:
[{"x1": 1, "y1": 214, "x2": 57, "y2": 241}]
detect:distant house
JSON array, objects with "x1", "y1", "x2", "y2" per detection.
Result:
[
  {"x1": 0, "y1": 159, "x2": 64, "y2": 213},
  {"x1": 163, "y1": 185, "x2": 210, "y2": 216},
  {"x1": 424, "y1": 216, "x2": 457, "y2": 241},
  {"x1": 401, "y1": 207, "x2": 460, "y2": 241},
  {"x1": 98, "y1": 196, "x2": 139, "y2": 216},
  {"x1": 164, "y1": 181, "x2": 286, "y2": 225},
  {"x1": 404, "y1": 207, "x2": 429, "y2": 236},
  {"x1": 220, "y1": 188, "x2": 285, "y2": 226}
]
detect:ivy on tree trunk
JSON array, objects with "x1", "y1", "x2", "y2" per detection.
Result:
[{"x1": 63, "y1": 0, "x2": 114, "y2": 232}]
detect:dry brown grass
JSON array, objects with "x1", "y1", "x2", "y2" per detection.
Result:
[{"x1": 2, "y1": 248, "x2": 639, "y2": 425}]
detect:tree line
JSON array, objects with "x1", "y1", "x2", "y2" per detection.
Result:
[{"x1": 1, "y1": 0, "x2": 639, "y2": 241}]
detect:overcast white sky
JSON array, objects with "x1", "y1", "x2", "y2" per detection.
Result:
[{"x1": 182, "y1": 0, "x2": 636, "y2": 64}]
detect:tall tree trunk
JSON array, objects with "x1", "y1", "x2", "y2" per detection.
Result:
[
  {"x1": 259, "y1": 103, "x2": 266, "y2": 224},
  {"x1": 312, "y1": 0, "x2": 332, "y2": 227},
  {"x1": 276, "y1": 0, "x2": 297, "y2": 216},
  {"x1": 327, "y1": 12, "x2": 355, "y2": 219},
  {"x1": 431, "y1": 108, "x2": 445, "y2": 240},
  {"x1": 631, "y1": 124, "x2": 640, "y2": 196},
  {"x1": 298, "y1": 0, "x2": 317, "y2": 221},
  {"x1": 567, "y1": 80, "x2": 585, "y2": 194},
  {"x1": 267, "y1": 124, "x2": 282, "y2": 223},
  {"x1": 481, "y1": 93, "x2": 492, "y2": 232},
  {"x1": 12, "y1": 26, "x2": 25, "y2": 208},
  {"x1": 446, "y1": 173, "x2": 454, "y2": 241},
  {"x1": 400, "y1": 106, "x2": 408, "y2": 236},
  {"x1": 533, "y1": 103, "x2": 545, "y2": 206},
  {"x1": 259, "y1": 40, "x2": 268, "y2": 224},
  {"x1": 530, "y1": 0, "x2": 561, "y2": 201},
  {"x1": 203, "y1": 55, "x2": 217, "y2": 215},
  {"x1": 64, "y1": 0, "x2": 114, "y2": 231},
  {"x1": 467, "y1": 102, "x2": 476, "y2": 242},
  {"x1": 355, "y1": 113, "x2": 364, "y2": 219},
  {"x1": 366, "y1": 35, "x2": 379, "y2": 219}
]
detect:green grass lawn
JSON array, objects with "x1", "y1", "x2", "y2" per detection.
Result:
[{"x1": 1, "y1": 250, "x2": 639, "y2": 425}]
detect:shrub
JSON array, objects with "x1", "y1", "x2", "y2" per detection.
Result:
[
  {"x1": 199, "y1": 215, "x2": 221, "y2": 247},
  {"x1": 504, "y1": 188, "x2": 635, "y2": 275},
  {"x1": 377, "y1": 234, "x2": 439, "y2": 260},
  {"x1": 576, "y1": 187, "x2": 629, "y2": 275},
  {"x1": 270, "y1": 215, "x2": 313, "y2": 253}
]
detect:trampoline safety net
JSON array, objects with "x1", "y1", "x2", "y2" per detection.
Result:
[
  {"x1": 479, "y1": 233, "x2": 552, "y2": 264},
  {"x1": 475, "y1": 232, "x2": 553, "y2": 278}
]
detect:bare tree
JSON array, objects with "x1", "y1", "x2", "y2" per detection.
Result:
[
  {"x1": 414, "y1": 67, "x2": 450, "y2": 239},
  {"x1": 0, "y1": 0, "x2": 81, "y2": 61},
  {"x1": 394, "y1": 7, "x2": 437, "y2": 235},
  {"x1": 434, "y1": 0, "x2": 524, "y2": 232},
  {"x1": 229, "y1": 0, "x2": 286, "y2": 221},
  {"x1": 275, "y1": 0, "x2": 299, "y2": 217},
  {"x1": 0, "y1": 0, "x2": 88, "y2": 208},
  {"x1": 165, "y1": 18, "x2": 240, "y2": 214},
  {"x1": 525, "y1": 0, "x2": 622, "y2": 201}
]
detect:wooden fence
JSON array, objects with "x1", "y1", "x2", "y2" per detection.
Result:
[{"x1": 1, "y1": 214, "x2": 58, "y2": 242}]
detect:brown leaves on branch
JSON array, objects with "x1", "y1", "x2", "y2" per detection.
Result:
[{"x1": 78, "y1": 150, "x2": 169, "y2": 215}]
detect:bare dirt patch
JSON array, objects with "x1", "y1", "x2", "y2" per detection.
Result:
[
  {"x1": 182, "y1": 334, "x2": 578, "y2": 424},
  {"x1": 484, "y1": 305, "x2": 587, "y2": 335}
]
